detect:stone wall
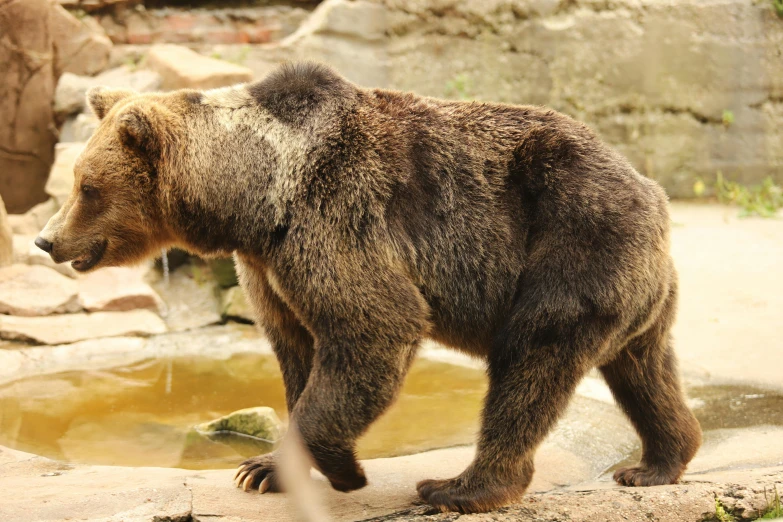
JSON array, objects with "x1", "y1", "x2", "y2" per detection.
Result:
[{"x1": 272, "y1": 0, "x2": 783, "y2": 197}]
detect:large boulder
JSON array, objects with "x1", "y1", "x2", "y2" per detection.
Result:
[
  {"x1": 49, "y1": 4, "x2": 112, "y2": 77},
  {"x1": 0, "y1": 264, "x2": 80, "y2": 316},
  {"x1": 0, "y1": 1, "x2": 112, "y2": 214},
  {"x1": 146, "y1": 44, "x2": 254, "y2": 90},
  {"x1": 0, "y1": 0, "x2": 58, "y2": 214}
]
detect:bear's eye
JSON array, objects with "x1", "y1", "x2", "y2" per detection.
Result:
[{"x1": 81, "y1": 185, "x2": 99, "y2": 199}]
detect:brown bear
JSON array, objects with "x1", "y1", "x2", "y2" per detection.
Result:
[{"x1": 36, "y1": 62, "x2": 702, "y2": 514}]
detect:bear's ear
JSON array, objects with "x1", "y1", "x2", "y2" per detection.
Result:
[
  {"x1": 87, "y1": 87, "x2": 136, "y2": 120},
  {"x1": 117, "y1": 106, "x2": 158, "y2": 157},
  {"x1": 116, "y1": 103, "x2": 177, "y2": 159}
]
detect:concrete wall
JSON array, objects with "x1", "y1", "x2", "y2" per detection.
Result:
[{"x1": 272, "y1": 0, "x2": 783, "y2": 197}]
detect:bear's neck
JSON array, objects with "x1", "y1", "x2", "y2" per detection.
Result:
[{"x1": 161, "y1": 117, "x2": 300, "y2": 260}]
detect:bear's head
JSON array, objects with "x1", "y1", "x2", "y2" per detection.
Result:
[{"x1": 36, "y1": 87, "x2": 181, "y2": 272}]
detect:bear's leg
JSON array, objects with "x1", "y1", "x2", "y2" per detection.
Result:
[
  {"x1": 235, "y1": 338, "x2": 418, "y2": 494},
  {"x1": 233, "y1": 263, "x2": 315, "y2": 493},
  {"x1": 600, "y1": 288, "x2": 701, "y2": 487},
  {"x1": 236, "y1": 259, "x2": 315, "y2": 411},
  {"x1": 417, "y1": 312, "x2": 606, "y2": 513}
]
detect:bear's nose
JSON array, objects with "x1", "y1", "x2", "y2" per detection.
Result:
[{"x1": 34, "y1": 236, "x2": 53, "y2": 253}]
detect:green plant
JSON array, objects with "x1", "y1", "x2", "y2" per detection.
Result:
[
  {"x1": 715, "y1": 172, "x2": 783, "y2": 218},
  {"x1": 757, "y1": 485, "x2": 783, "y2": 519},
  {"x1": 124, "y1": 55, "x2": 141, "y2": 72},
  {"x1": 714, "y1": 496, "x2": 736, "y2": 522},
  {"x1": 445, "y1": 73, "x2": 472, "y2": 100},
  {"x1": 774, "y1": 0, "x2": 783, "y2": 18},
  {"x1": 722, "y1": 109, "x2": 735, "y2": 127},
  {"x1": 232, "y1": 45, "x2": 251, "y2": 66}
]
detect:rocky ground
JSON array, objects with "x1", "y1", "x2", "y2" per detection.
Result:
[{"x1": 0, "y1": 203, "x2": 781, "y2": 522}]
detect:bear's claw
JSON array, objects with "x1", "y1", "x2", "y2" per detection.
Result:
[{"x1": 233, "y1": 455, "x2": 283, "y2": 494}]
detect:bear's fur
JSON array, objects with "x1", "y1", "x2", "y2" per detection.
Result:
[{"x1": 38, "y1": 62, "x2": 702, "y2": 514}]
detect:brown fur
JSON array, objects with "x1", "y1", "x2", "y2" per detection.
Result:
[{"x1": 38, "y1": 62, "x2": 701, "y2": 514}]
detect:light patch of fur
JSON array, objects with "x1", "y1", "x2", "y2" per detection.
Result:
[
  {"x1": 261, "y1": 120, "x2": 310, "y2": 224},
  {"x1": 266, "y1": 266, "x2": 287, "y2": 301},
  {"x1": 201, "y1": 85, "x2": 254, "y2": 109}
]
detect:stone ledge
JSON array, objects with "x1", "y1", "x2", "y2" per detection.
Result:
[{"x1": 1, "y1": 444, "x2": 781, "y2": 522}]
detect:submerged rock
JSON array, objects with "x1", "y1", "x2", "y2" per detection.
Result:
[{"x1": 195, "y1": 407, "x2": 283, "y2": 443}]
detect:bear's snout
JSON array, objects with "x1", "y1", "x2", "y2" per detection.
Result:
[{"x1": 34, "y1": 236, "x2": 53, "y2": 254}]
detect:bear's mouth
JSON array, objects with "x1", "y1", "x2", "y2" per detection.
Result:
[{"x1": 71, "y1": 240, "x2": 107, "y2": 272}]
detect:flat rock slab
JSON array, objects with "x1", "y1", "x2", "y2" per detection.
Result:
[
  {"x1": 0, "y1": 324, "x2": 271, "y2": 386},
  {"x1": 0, "y1": 444, "x2": 781, "y2": 522},
  {"x1": 0, "y1": 264, "x2": 80, "y2": 316},
  {"x1": 146, "y1": 44, "x2": 253, "y2": 90},
  {"x1": 0, "y1": 310, "x2": 166, "y2": 344},
  {"x1": 78, "y1": 266, "x2": 162, "y2": 312}
]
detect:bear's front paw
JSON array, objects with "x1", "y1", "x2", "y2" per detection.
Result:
[
  {"x1": 416, "y1": 474, "x2": 523, "y2": 514},
  {"x1": 234, "y1": 454, "x2": 282, "y2": 493}
]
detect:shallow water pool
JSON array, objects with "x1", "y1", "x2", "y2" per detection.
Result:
[{"x1": 0, "y1": 354, "x2": 487, "y2": 469}]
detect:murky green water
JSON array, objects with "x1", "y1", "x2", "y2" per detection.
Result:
[
  {"x1": 688, "y1": 385, "x2": 783, "y2": 431},
  {"x1": 0, "y1": 355, "x2": 487, "y2": 469}
]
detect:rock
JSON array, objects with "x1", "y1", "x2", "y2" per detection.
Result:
[
  {"x1": 149, "y1": 262, "x2": 222, "y2": 332},
  {"x1": 0, "y1": 0, "x2": 59, "y2": 214},
  {"x1": 0, "y1": 310, "x2": 166, "y2": 345},
  {"x1": 209, "y1": 258, "x2": 239, "y2": 288},
  {"x1": 12, "y1": 235, "x2": 78, "y2": 278},
  {"x1": 6, "y1": 199, "x2": 58, "y2": 237},
  {"x1": 221, "y1": 286, "x2": 255, "y2": 323},
  {"x1": 45, "y1": 143, "x2": 86, "y2": 207},
  {"x1": 0, "y1": 197, "x2": 12, "y2": 267},
  {"x1": 50, "y1": 4, "x2": 112, "y2": 77},
  {"x1": 56, "y1": 0, "x2": 143, "y2": 13},
  {"x1": 59, "y1": 113, "x2": 100, "y2": 143},
  {"x1": 194, "y1": 407, "x2": 283, "y2": 443},
  {"x1": 146, "y1": 44, "x2": 253, "y2": 90},
  {"x1": 53, "y1": 73, "x2": 94, "y2": 118},
  {"x1": 54, "y1": 66, "x2": 162, "y2": 119},
  {"x1": 78, "y1": 266, "x2": 162, "y2": 312},
  {"x1": 0, "y1": 441, "x2": 782, "y2": 522},
  {"x1": 0, "y1": 265, "x2": 80, "y2": 316}
]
